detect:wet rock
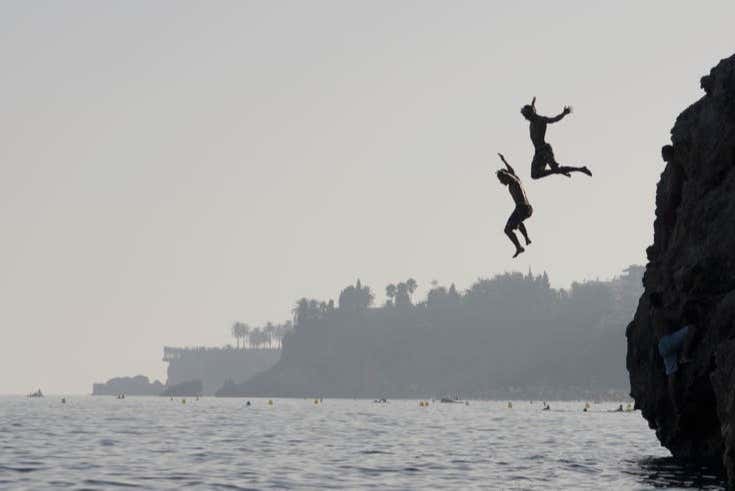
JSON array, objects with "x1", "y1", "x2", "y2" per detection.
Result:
[{"x1": 626, "y1": 53, "x2": 735, "y2": 486}]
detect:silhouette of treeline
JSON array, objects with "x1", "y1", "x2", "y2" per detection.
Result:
[
  {"x1": 229, "y1": 321, "x2": 291, "y2": 350},
  {"x1": 218, "y1": 266, "x2": 644, "y2": 399}
]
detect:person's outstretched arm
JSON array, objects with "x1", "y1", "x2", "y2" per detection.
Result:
[
  {"x1": 497, "y1": 153, "x2": 516, "y2": 175},
  {"x1": 545, "y1": 106, "x2": 572, "y2": 124}
]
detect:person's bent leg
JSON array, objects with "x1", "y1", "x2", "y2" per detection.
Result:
[
  {"x1": 518, "y1": 222, "x2": 531, "y2": 245},
  {"x1": 504, "y1": 211, "x2": 525, "y2": 257},
  {"x1": 504, "y1": 226, "x2": 524, "y2": 257},
  {"x1": 531, "y1": 166, "x2": 564, "y2": 179},
  {"x1": 532, "y1": 161, "x2": 571, "y2": 179},
  {"x1": 558, "y1": 165, "x2": 592, "y2": 176},
  {"x1": 530, "y1": 151, "x2": 568, "y2": 179}
]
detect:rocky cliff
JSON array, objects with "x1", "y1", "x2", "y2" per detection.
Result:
[
  {"x1": 92, "y1": 375, "x2": 164, "y2": 396},
  {"x1": 164, "y1": 347, "x2": 280, "y2": 395},
  {"x1": 626, "y1": 53, "x2": 735, "y2": 485}
]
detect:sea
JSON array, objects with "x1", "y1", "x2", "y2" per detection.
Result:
[{"x1": 0, "y1": 396, "x2": 725, "y2": 490}]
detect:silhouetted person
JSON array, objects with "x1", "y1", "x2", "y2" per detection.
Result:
[
  {"x1": 496, "y1": 153, "x2": 532, "y2": 258},
  {"x1": 520, "y1": 97, "x2": 592, "y2": 179},
  {"x1": 650, "y1": 293, "x2": 699, "y2": 414}
]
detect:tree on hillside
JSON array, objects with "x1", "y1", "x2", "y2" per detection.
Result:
[
  {"x1": 427, "y1": 285, "x2": 448, "y2": 306},
  {"x1": 293, "y1": 298, "x2": 325, "y2": 327},
  {"x1": 264, "y1": 322, "x2": 275, "y2": 348},
  {"x1": 393, "y1": 278, "x2": 417, "y2": 308},
  {"x1": 448, "y1": 283, "x2": 460, "y2": 302},
  {"x1": 339, "y1": 279, "x2": 375, "y2": 312},
  {"x1": 231, "y1": 322, "x2": 250, "y2": 349},
  {"x1": 231, "y1": 322, "x2": 241, "y2": 349},
  {"x1": 385, "y1": 283, "x2": 397, "y2": 307}
]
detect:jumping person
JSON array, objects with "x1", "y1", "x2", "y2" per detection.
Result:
[
  {"x1": 496, "y1": 153, "x2": 532, "y2": 258},
  {"x1": 521, "y1": 97, "x2": 592, "y2": 179}
]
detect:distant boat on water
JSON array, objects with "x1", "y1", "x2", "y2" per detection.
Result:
[
  {"x1": 28, "y1": 389, "x2": 43, "y2": 398},
  {"x1": 439, "y1": 393, "x2": 466, "y2": 404}
]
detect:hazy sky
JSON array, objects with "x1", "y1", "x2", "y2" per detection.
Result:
[{"x1": 2, "y1": 1, "x2": 733, "y2": 394}]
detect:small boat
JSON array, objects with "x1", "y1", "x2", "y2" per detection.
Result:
[{"x1": 28, "y1": 389, "x2": 44, "y2": 398}]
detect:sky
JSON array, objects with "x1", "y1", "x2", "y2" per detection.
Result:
[{"x1": 1, "y1": 1, "x2": 734, "y2": 394}]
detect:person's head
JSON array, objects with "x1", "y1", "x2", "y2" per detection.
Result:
[
  {"x1": 521, "y1": 104, "x2": 535, "y2": 120},
  {"x1": 521, "y1": 97, "x2": 536, "y2": 120},
  {"x1": 496, "y1": 169, "x2": 512, "y2": 185},
  {"x1": 649, "y1": 291, "x2": 663, "y2": 309}
]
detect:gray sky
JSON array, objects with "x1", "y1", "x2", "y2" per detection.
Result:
[{"x1": 1, "y1": 1, "x2": 733, "y2": 394}]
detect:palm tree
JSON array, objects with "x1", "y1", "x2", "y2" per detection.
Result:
[
  {"x1": 265, "y1": 322, "x2": 275, "y2": 349},
  {"x1": 249, "y1": 327, "x2": 260, "y2": 349},
  {"x1": 231, "y1": 322, "x2": 242, "y2": 349},
  {"x1": 293, "y1": 298, "x2": 309, "y2": 326},
  {"x1": 241, "y1": 323, "x2": 251, "y2": 349},
  {"x1": 385, "y1": 284, "x2": 396, "y2": 307}
]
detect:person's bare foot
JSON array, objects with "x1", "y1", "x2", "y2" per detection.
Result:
[
  {"x1": 524, "y1": 238, "x2": 532, "y2": 246},
  {"x1": 580, "y1": 166, "x2": 592, "y2": 176},
  {"x1": 513, "y1": 247, "x2": 525, "y2": 258}
]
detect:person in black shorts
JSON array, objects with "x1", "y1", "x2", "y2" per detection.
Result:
[
  {"x1": 521, "y1": 97, "x2": 592, "y2": 179},
  {"x1": 496, "y1": 153, "x2": 532, "y2": 258}
]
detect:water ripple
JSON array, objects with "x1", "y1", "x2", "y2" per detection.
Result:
[{"x1": 0, "y1": 397, "x2": 726, "y2": 489}]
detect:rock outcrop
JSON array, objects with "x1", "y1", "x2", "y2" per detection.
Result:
[
  {"x1": 92, "y1": 375, "x2": 164, "y2": 396},
  {"x1": 163, "y1": 346, "x2": 280, "y2": 395},
  {"x1": 626, "y1": 53, "x2": 735, "y2": 485},
  {"x1": 160, "y1": 379, "x2": 203, "y2": 397}
]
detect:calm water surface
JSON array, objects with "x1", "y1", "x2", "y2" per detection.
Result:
[{"x1": 0, "y1": 397, "x2": 724, "y2": 490}]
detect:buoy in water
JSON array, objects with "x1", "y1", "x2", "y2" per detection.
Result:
[
  {"x1": 507, "y1": 402, "x2": 512, "y2": 409},
  {"x1": 182, "y1": 399, "x2": 186, "y2": 404},
  {"x1": 268, "y1": 399, "x2": 273, "y2": 406}
]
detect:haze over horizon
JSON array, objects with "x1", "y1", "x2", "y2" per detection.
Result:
[{"x1": 2, "y1": 1, "x2": 734, "y2": 394}]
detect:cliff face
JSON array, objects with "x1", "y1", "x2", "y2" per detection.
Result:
[
  {"x1": 92, "y1": 375, "x2": 164, "y2": 396},
  {"x1": 164, "y1": 347, "x2": 280, "y2": 395},
  {"x1": 626, "y1": 53, "x2": 735, "y2": 484}
]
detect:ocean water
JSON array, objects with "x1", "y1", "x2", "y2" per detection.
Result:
[{"x1": 0, "y1": 397, "x2": 724, "y2": 490}]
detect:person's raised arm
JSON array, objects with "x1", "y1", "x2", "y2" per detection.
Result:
[
  {"x1": 545, "y1": 105, "x2": 572, "y2": 124},
  {"x1": 497, "y1": 153, "x2": 516, "y2": 175}
]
